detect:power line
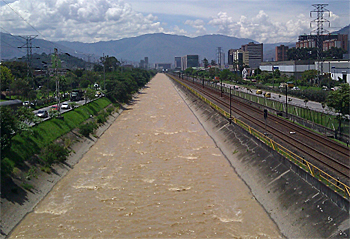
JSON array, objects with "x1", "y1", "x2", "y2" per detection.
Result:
[
  {"x1": 1, "y1": 0, "x2": 45, "y2": 39},
  {"x1": 17, "y1": 35, "x2": 40, "y2": 83},
  {"x1": 310, "y1": 3, "x2": 330, "y2": 83}
]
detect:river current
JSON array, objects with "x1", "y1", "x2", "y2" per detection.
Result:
[{"x1": 10, "y1": 73, "x2": 282, "y2": 238}]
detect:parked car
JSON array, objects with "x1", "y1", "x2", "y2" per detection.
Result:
[
  {"x1": 23, "y1": 101, "x2": 30, "y2": 106},
  {"x1": 36, "y1": 110, "x2": 49, "y2": 118},
  {"x1": 95, "y1": 91, "x2": 101, "y2": 97},
  {"x1": 61, "y1": 102, "x2": 70, "y2": 109},
  {"x1": 264, "y1": 92, "x2": 271, "y2": 98},
  {"x1": 291, "y1": 86, "x2": 300, "y2": 91},
  {"x1": 51, "y1": 105, "x2": 59, "y2": 111},
  {"x1": 256, "y1": 90, "x2": 262, "y2": 94}
]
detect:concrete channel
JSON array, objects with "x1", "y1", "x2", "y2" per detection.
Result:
[{"x1": 171, "y1": 75, "x2": 350, "y2": 238}]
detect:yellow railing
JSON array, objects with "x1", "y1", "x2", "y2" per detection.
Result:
[{"x1": 168, "y1": 74, "x2": 350, "y2": 199}]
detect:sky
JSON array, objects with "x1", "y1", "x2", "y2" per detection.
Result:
[{"x1": 0, "y1": 0, "x2": 349, "y2": 44}]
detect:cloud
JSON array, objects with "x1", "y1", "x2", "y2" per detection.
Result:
[
  {"x1": 166, "y1": 25, "x2": 187, "y2": 35},
  {"x1": 0, "y1": 0, "x2": 164, "y2": 42},
  {"x1": 209, "y1": 11, "x2": 311, "y2": 43},
  {"x1": 184, "y1": 19, "x2": 207, "y2": 36}
]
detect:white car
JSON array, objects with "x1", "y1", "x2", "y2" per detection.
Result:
[
  {"x1": 36, "y1": 110, "x2": 49, "y2": 118},
  {"x1": 61, "y1": 103, "x2": 70, "y2": 109}
]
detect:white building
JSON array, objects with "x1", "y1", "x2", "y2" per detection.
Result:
[{"x1": 260, "y1": 60, "x2": 350, "y2": 84}]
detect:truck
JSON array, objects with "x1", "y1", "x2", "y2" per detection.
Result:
[{"x1": 70, "y1": 90, "x2": 84, "y2": 101}]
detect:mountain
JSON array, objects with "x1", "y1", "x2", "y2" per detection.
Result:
[
  {"x1": 1, "y1": 24, "x2": 349, "y2": 65},
  {"x1": 0, "y1": 32, "x2": 77, "y2": 60},
  {"x1": 332, "y1": 24, "x2": 349, "y2": 35},
  {"x1": 1, "y1": 32, "x2": 255, "y2": 64},
  {"x1": 56, "y1": 33, "x2": 256, "y2": 64}
]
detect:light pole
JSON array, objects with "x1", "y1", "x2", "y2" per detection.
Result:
[
  {"x1": 285, "y1": 85, "x2": 288, "y2": 118},
  {"x1": 53, "y1": 48, "x2": 61, "y2": 116},
  {"x1": 220, "y1": 78, "x2": 223, "y2": 97},
  {"x1": 229, "y1": 87, "x2": 232, "y2": 124},
  {"x1": 103, "y1": 53, "x2": 106, "y2": 91}
]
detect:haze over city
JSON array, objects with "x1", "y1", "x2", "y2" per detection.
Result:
[{"x1": 0, "y1": 0, "x2": 349, "y2": 43}]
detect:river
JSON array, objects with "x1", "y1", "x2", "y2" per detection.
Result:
[{"x1": 10, "y1": 73, "x2": 282, "y2": 238}]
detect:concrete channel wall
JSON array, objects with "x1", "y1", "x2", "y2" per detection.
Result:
[{"x1": 171, "y1": 77, "x2": 350, "y2": 238}]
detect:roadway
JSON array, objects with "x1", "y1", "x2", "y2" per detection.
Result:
[{"x1": 217, "y1": 82, "x2": 331, "y2": 113}]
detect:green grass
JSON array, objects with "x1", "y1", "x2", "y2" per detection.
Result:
[{"x1": 5, "y1": 97, "x2": 112, "y2": 165}]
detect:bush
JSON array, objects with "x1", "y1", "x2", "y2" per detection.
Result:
[
  {"x1": 21, "y1": 183, "x2": 34, "y2": 191},
  {"x1": 1, "y1": 158, "x2": 15, "y2": 179},
  {"x1": 39, "y1": 143, "x2": 70, "y2": 166},
  {"x1": 79, "y1": 121, "x2": 97, "y2": 137},
  {"x1": 97, "y1": 111, "x2": 109, "y2": 124},
  {"x1": 106, "y1": 107, "x2": 114, "y2": 114}
]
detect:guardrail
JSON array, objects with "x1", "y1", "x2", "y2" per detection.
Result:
[{"x1": 168, "y1": 74, "x2": 350, "y2": 200}]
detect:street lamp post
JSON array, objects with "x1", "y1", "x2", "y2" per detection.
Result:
[
  {"x1": 220, "y1": 78, "x2": 223, "y2": 97},
  {"x1": 229, "y1": 87, "x2": 232, "y2": 124},
  {"x1": 103, "y1": 53, "x2": 106, "y2": 91},
  {"x1": 285, "y1": 85, "x2": 288, "y2": 118}
]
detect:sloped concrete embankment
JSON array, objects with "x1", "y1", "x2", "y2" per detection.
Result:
[
  {"x1": 0, "y1": 106, "x2": 124, "y2": 239},
  {"x1": 172, "y1": 80, "x2": 349, "y2": 239}
]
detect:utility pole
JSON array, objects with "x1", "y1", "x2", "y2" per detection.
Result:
[
  {"x1": 229, "y1": 87, "x2": 232, "y2": 124},
  {"x1": 18, "y1": 35, "x2": 40, "y2": 88},
  {"x1": 310, "y1": 4, "x2": 330, "y2": 85},
  {"x1": 102, "y1": 53, "x2": 106, "y2": 91},
  {"x1": 52, "y1": 48, "x2": 62, "y2": 116}
]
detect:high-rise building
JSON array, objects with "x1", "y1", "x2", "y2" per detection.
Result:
[
  {"x1": 241, "y1": 42, "x2": 263, "y2": 69},
  {"x1": 139, "y1": 57, "x2": 149, "y2": 69},
  {"x1": 276, "y1": 45, "x2": 289, "y2": 61},
  {"x1": 174, "y1": 57, "x2": 181, "y2": 70},
  {"x1": 144, "y1": 57, "x2": 149, "y2": 69},
  {"x1": 228, "y1": 49, "x2": 235, "y2": 65},
  {"x1": 228, "y1": 49, "x2": 243, "y2": 68},
  {"x1": 181, "y1": 55, "x2": 199, "y2": 71},
  {"x1": 296, "y1": 34, "x2": 348, "y2": 52}
]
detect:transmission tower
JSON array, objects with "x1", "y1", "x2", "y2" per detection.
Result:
[
  {"x1": 18, "y1": 35, "x2": 40, "y2": 85},
  {"x1": 310, "y1": 4, "x2": 330, "y2": 82}
]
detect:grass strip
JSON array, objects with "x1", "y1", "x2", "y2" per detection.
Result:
[{"x1": 7, "y1": 98, "x2": 112, "y2": 165}]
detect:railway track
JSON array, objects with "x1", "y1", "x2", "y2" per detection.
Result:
[{"x1": 171, "y1": 74, "x2": 350, "y2": 184}]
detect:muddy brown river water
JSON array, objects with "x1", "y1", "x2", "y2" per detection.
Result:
[{"x1": 10, "y1": 73, "x2": 282, "y2": 238}]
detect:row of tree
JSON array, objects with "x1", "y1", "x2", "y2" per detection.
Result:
[
  {"x1": 287, "y1": 47, "x2": 347, "y2": 61},
  {"x1": 1, "y1": 55, "x2": 156, "y2": 181}
]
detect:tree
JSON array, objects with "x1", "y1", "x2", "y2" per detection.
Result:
[
  {"x1": 273, "y1": 69, "x2": 281, "y2": 79},
  {"x1": 0, "y1": 66, "x2": 15, "y2": 91},
  {"x1": 84, "y1": 88, "x2": 96, "y2": 102},
  {"x1": 1, "y1": 106, "x2": 37, "y2": 159},
  {"x1": 301, "y1": 70, "x2": 318, "y2": 86},
  {"x1": 10, "y1": 78, "x2": 31, "y2": 99},
  {"x1": 1, "y1": 61, "x2": 28, "y2": 79},
  {"x1": 219, "y1": 69, "x2": 231, "y2": 81},
  {"x1": 202, "y1": 58, "x2": 209, "y2": 68},
  {"x1": 210, "y1": 60, "x2": 216, "y2": 66},
  {"x1": 101, "y1": 56, "x2": 120, "y2": 72},
  {"x1": 326, "y1": 83, "x2": 350, "y2": 139},
  {"x1": 184, "y1": 67, "x2": 194, "y2": 75}
]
